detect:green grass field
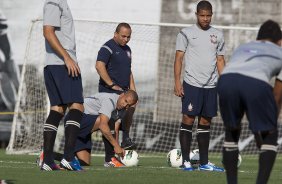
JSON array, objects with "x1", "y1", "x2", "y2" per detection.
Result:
[{"x1": 0, "y1": 149, "x2": 281, "y2": 184}]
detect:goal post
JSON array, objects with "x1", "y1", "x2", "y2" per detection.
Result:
[{"x1": 6, "y1": 19, "x2": 282, "y2": 155}]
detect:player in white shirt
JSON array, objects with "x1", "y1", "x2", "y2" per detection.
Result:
[
  {"x1": 218, "y1": 20, "x2": 282, "y2": 184},
  {"x1": 174, "y1": 0, "x2": 225, "y2": 171}
]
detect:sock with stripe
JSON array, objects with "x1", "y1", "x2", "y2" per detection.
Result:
[
  {"x1": 179, "y1": 123, "x2": 193, "y2": 163},
  {"x1": 197, "y1": 124, "x2": 210, "y2": 165},
  {"x1": 43, "y1": 110, "x2": 63, "y2": 165},
  {"x1": 256, "y1": 130, "x2": 278, "y2": 184},
  {"x1": 223, "y1": 128, "x2": 240, "y2": 184},
  {"x1": 64, "y1": 109, "x2": 83, "y2": 162}
]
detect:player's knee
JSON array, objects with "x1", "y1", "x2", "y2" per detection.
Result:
[
  {"x1": 225, "y1": 126, "x2": 241, "y2": 142},
  {"x1": 69, "y1": 103, "x2": 84, "y2": 112},
  {"x1": 254, "y1": 130, "x2": 278, "y2": 151},
  {"x1": 44, "y1": 110, "x2": 64, "y2": 130},
  {"x1": 182, "y1": 115, "x2": 195, "y2": 125}
]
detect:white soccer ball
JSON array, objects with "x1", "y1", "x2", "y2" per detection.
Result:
[
  {"x1": 120, "y1": 150, "x2": 139, "y2": 167},
  {"x1": 167, "y1": 149, "x2": 183, "y2": 167},
  {"x1": 189, "y1": 149, "x2": 200, "y2": 165}
]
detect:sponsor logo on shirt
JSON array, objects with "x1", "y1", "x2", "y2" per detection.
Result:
[{"x1": 210, "y1": 34, "x2": 217, "y2": 44}]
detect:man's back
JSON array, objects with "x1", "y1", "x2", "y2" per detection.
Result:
[{"x1": 222, "y1": 41, "x2": 282, "y2": 83}]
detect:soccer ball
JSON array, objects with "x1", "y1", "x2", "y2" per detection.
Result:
[
  {"x1": 167, "y1": 149, "x2": 182, "y2": 167},
  {"x1": 167, "y1": 148, "x2": 201, "y2": 167},
  {"x1": 120, "y1": 150, "x2": 139, "y2": 167},
  {"x1": 189, "y1": 149, "x2": 200, "y2": 165}
]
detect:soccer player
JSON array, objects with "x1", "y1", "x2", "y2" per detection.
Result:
[
  {"x1": 39, "y1": 90, "x2": 138, "y2": 168},
  {"x1": 95, "y1": 23, "x2": 137, "y2": 165},
  {"x1": 218, "y1": 20, "x2": 282, "y2": 184},
  {"x1": 41, "y1": 0, "x2": 84, "y2": 171},
  {"x1": 174, "y1": 0, "x2": 225, "y2": 171}
]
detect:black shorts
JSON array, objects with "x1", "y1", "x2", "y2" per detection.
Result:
[
  {"x1": 182, "y1": 81, "x2": 217, "y2": 117},
  {"x1": 75, "y1": 114, "x2": 98, "y2": 153},
  {"x1": 218, "y1": 74, "x2": 277, "y2": 132},
  {"x1": 44, "y1": 65, "x2": 84, "y2": 106}
]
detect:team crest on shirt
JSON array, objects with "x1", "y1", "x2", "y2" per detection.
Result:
[
  {"x1": 126, "y1": 51, "x2": 131, "y2": 59},
  {"x1": 188, "y1": 103, "x2": 193, "y2": 112},
  {"x1": 210, "y1": 34, "x2": 217, "y2": 44}
]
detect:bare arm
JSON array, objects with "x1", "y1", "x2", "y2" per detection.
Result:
[
  {"x1": 98, "y1": 114, "x2": 124, "y2": 156},
  {"x1": 216, "y1": 55, "x2": 225, "y2": 75},
  {"x1": 129, "y1": 72, "x2": 136, "y2": 91},
  {"x1": 95, "y1": 61, "x2": 123, "y2": 91},
  {"x1": 174, "y1": 50, "x2": 184, "y2": 97},
  {"x1": 43, "y1": 25, "x2": 80, "y2": 77},
  {"x1": 273, "y1": 79, "x2": 282, "y2": 116}
]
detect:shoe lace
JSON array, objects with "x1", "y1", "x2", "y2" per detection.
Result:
[
  {"x1": 183, "y1": 161, "x2": 192, "y2": 168},
  {"x1": 207, "y1": 161, "x2": 216, "y2": 167}
]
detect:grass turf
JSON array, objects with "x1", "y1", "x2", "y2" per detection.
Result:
[{"x1": 0, "y1": 149, "x2": 281, "y2": 184}]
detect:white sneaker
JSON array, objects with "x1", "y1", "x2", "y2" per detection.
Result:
[
  {"x1": 181, "y1": 161, "x2": 194, "y2": 171},
  {"x1": 199, "y1": 161, "x2": 224, "y2": 172}
]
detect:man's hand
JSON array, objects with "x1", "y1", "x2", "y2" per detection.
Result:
[
  {"x1": 112, "y1": 84, "x2": 123, "y2": 91},
  {"x1": 64, "y1": 57, "x2": 81, "y2": 77},
  {"x1": 174, "y1": 81, "x2": 184, "y2": 97},
  {"x1": 114, "y1": 145, "x2": 125, "y2": 157}
]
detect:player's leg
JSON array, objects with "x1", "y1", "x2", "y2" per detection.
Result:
[
  {"x1": 120, "y1": 106, "x2": 136, "y2": 149},
  {"x1": 222, "y1": 126, "x2": 241, "y2": 184},
  {"x1": 197, "y1": 116, "x2": 211, "y2": 166},
  {"x1": 180, "y1": 114, "x2": 195, "y2": 170},
  {"x1": 45, "y1": 65, "x2": 84, "y2": 171},
  {"x1": 103, "y1": 118, "x2": 124, "y2": 167},
  {"x1": 180, "y1": 81, "x2": 200, "y2": 170},
  {"x1": 218, "y1": 74, "x2": 250, "y2": 181},
  {"x1": 42, "y1": 66, "x2": 66, "y2": 170},
  {"x1": 254, "y1": 130, "x2": 278, "y2": 184},
  {"x1": 63, "y1": 103, "x2": 84, "y2": 163},
  {"x1": 42, "y1": 105, "x2": 65, "y2": 170},
  {"x1": 198, "y1": 86, "x2": 224, "y2": 171},
  {"x1": 243, "y1": 75, "x2": 279, "y2": 184},
  {"x1": 74, "y1": 114, "x2": 98, "y2": 166}
]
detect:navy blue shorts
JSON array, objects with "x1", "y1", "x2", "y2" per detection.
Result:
[
  {"x1": 74, "y1": 114, "x2": 98, "y2": 153},
  {"x1": 182, "y1": 81, "x2": 217, "y2": 117},
  {"x1": 44, "y1": 65, "x2": 84, "y2": 106},
  {"x1": 218, "y1": 74, "x2": 277, "y2": 132}
]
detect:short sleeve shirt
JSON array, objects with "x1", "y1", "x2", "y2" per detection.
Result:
[
  {"x1": 222, "y1": 41, "x2": 282, "y2": 84},
  {"x1": 176, "y1": 24, "x2": 225, "y2": 88},
  {"x1": 43, "y1": 0, "x2": 77, "y2": 65},
  {"x1": 97, "y1": 39, "x2": 132, "y2": 91},
  {"x1": 83, "y1": 93, "x2": 119, "y2": 119}
]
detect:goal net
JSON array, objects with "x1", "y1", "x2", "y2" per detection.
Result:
[{"x1": 6, "y1": 20, "x2": 282, "y2": 155}]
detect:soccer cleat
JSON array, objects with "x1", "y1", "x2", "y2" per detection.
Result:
[
  {"x1": 36, "y1": 150, "x2": 44, "y2": 167},
  {"x1": 104, "y1": 157, "x2": 124, "y2": 168},
  {"x1": 199, "y1": 162, "x2": 225, "y2": 172},
  {"x1": 181, "y1": 161, "x2": 194, "y2": 171},
  {"x1": 121, "y1": 137, "x2": 137, "y2": 150},
  {"x1": 41, "y1": 162, "x2": 61, "y2": 171},
  {"x1": 60, "y1": 158, "x2": 83, "y2": 171}
]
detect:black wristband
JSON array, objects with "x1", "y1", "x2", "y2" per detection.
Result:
[{"x1": 108, "y1": 83, "x2": 115, "y2": 88}]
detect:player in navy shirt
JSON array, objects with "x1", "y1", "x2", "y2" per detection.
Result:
[{"x1": 96, "y1": 22, "x2": 137, "y2": 165}]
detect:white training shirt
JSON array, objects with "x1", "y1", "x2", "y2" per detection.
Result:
[
  {"x1": 222, "y1": 40, "x2": 282, "y2": 84},
  {"x1": 176, "y1": 24, "x2": 225, "y2": 88},
  {"x1": 43, "y1": 0, "x2": 77, "y2": 65},
  {"x1": 83, "y1": 93, "x2": 119, "y2": 119}
]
